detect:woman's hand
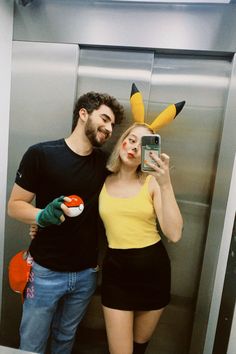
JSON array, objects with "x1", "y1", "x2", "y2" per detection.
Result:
[
  {"x1": 146, "y1": 152, "x2": 171, "y2": 187},
  {"x1": 29, "y1": 224, "x2": 38, "y2": 239}
]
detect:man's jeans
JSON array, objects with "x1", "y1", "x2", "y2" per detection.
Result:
[{"x1": 19, "y1": 261, "x2": 98, "y2": 354}]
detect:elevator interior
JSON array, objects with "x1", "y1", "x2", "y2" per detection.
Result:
[{"x1": 1, "y1": 1, "x2": 236, "y2": 354}]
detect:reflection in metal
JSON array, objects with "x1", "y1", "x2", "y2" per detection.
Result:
[
  {"x1": 75, "y1": 47, "x2": 231, "y2": 353},
  {"x1": 2, "y1": 41, "x2": 235, "y2": 354},
  {"x1": 2, "y1": 41, "x2": 78, "y2": 347},
  {"x1": 204, "y1": 152, "x2": 236, "y2": 354},
  {"x1": 192, "y1": 54, "x2": 236, "y2": 354},
  {"x1": 13, "y1": 1, "x2": 236, "y2": 53},
  {"x1": 76, "y1": 48, "x2": 154, "y2": 155},
  {"x1": 16, "y1": 0, "x2": 34, "y2": 6},
  {"x1": 213, "y1": 213, "x2": 236, "y2": 353},
  {"x1": 1, "y1": 0, "x2": 236, "y2": 352}
]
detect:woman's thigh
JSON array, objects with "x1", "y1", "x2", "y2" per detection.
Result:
[
  {"x1": 134, "y1": 308, "x2": 165, "y2": 343},
  {"x1": 102, "y1": 305, "x2": 134, "y2": 354}
]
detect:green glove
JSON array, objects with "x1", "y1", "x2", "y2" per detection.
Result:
[{"x1": 36, "y1": 196, "x2": 65, "y2": 227}]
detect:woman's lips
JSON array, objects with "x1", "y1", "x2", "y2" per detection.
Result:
[{"x1": 127, "y1": 152, "x2": 135, "y2": 158}]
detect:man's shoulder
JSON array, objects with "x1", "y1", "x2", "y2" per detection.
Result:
[{"x1": 27, "y1": 138, "x2": 64, "y2": 153}]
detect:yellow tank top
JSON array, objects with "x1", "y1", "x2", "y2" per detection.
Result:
[{"x1": 99, "y1": 175, "x2": 161, "y2": 249}]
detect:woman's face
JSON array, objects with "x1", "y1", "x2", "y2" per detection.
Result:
[{"x1": 119, "y1": 126, "x2": 152, "y2": 167}]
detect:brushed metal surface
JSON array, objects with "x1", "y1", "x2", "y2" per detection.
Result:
[
  {"x1": 76, "y1": 47, "x2": 154, "y2": 153},
  {"x1": 2, "y1": 41, "x2": 235, "y2": 352},
  {"x1": 1, "y1": 41, "x2": 78, "y2": 347},
  {"x1": 76, "y1": 47, "x2": 232, "y2": 353},
  {"x1": 13, "y1": 0, "x2": 236, "y2": 52},
  {"x1": 0, "y1": 0, "x2": 14, "y2": 330},
  {"x1": 190, "y1": 54, "x2": 236, "y2": 354}
]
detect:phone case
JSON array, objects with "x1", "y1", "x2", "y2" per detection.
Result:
[{"x1": 141, "y1": 135, "x2": 161, "y2": 172}]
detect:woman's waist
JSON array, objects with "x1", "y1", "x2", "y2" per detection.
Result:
[
  {"x1": 106, "y1": 231, "x2": 161, "y2": 249},
  {"x1": 107, "y1": 239, "x2": 162, "y2": 254}
]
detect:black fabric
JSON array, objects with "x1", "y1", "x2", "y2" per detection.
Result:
[
  {"x1": 133, "y1": 341, "x2": 149, "y2": 354},
  {"x1": 15, "y1": 139, "x2": 109, "y2": 271},
  {"x1": 101, "y1": 241, "x2": 171, "y2": 310}
]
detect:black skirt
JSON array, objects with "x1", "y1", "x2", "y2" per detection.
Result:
[{"x1": 101, "y1": 241, "x2": 171, "y2": 311}]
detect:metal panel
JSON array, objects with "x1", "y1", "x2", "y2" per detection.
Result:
[
  {"x1": 0, "y1": 0, "x2": 14, "y2": 329},
  {"x1": 13, "y1": 0, "x2": 236, "y2": 53},
  {"x1": 2, "y1": 41, "x2": 235, "y2": 354},
  {"x1": 75, "y1": 47, "x2": 232, "y2": 354},
  {"x1": 148, "y1": 54, "x2": 231, "y2": 300},
  {"x1": 227, "y1": 263, "x2": 236, "y2": 354},
  {"x1": 1, "y1": 41, "x2": 78, "y2": 347},
  {"x1": 76, "y1": 47, "x2": 154, "y2": 152},
  {"x1": 213, "y1": 214, "x2": 236, "y2": 353},
  {"x1": 190, "y1": 54, "x2": 236, "y2": 354}
]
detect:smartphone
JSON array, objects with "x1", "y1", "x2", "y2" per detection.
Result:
[{"x1": 141, "y1": 134, "x2": 161, "y2": 172}]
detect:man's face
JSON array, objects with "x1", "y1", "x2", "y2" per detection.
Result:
[{"x1": 85, "y1": 104, "x2": 115, "y2": 147}]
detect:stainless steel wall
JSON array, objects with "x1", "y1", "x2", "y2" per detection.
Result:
[
  {"x1": 1, "y1": 1, "x2": 236, "y2": 353},
  {"x1": 13, "y1": 0, "x2": 236, "y2": 52},
  {"x1": 191, "y1": 54, "x2": 236, "y2": 354},
  {"x1": 76, "y1": 47, "x2": 232, "y2": 353},
  {"x1": 1, "y1": 41, "x2": 78, "y2": 347},
  {"x1": 0, "y1": 0, "x2": 14, "y2": 326},
  {"x1": 77, "y1": 48, "x2": 232, "y2": 302}
]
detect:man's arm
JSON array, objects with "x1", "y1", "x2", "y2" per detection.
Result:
[
  {"x1": 8, "y1": 183, "x2": 40, "y2": 224},
  {"x1": 8, "y1": 184, "x2": 69, "y2": 226}
]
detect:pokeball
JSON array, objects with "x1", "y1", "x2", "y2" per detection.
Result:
[{"x1": 64, "y1": 195, "x2": 84, "y2": 217}]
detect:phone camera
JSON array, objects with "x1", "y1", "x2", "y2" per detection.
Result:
[{"x1": 155, "y1": 137, "x2": 159, "y2": 144}]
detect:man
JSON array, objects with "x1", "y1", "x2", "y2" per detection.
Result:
[{"x1": 8, "y1": 91, "x2": 125, "y2": 354}]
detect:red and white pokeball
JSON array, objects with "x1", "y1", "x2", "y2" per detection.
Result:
[{"x1": 64, "y1": 195, "x2": 84, "y2": 217}]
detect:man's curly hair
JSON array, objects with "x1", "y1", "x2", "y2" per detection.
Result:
[{"x1": 72, "y1": 91, "x2": 125, "y2": 131}]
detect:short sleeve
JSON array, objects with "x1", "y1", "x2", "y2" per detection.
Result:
[{"x1": 15, "y1": 144, "x2": 42, "y2": 193}]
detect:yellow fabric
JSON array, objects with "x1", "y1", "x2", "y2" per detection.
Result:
[{"x1": 99, "y1": 175, "x2": 161, "y2": 249}]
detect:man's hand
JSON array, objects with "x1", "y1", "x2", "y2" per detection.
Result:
[{"x1": 36, "y1": 196, "x2": 65, "y2": 227}]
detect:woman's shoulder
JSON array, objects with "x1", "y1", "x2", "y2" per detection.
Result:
[
  {"x1": 105, "y1": 173, "x2": 116, "y2": 184},
  {"x1": 142, "y1": 174, "x2": 155, "y2": 186}
]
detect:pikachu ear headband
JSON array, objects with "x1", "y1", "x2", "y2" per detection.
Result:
[{"x1": 130, "y1": 83, "x2": 185, "y2": 132}]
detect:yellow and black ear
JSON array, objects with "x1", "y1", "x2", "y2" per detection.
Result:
[
  {"x1": 130, "y1": 83, "x2": 145, "y2": 124},
  {"x1": 130, "y1": 82, "x2": 185, "y2": 132},
  {"x1": 150, "y1": 101, "x2": 185, "y2": 132}
]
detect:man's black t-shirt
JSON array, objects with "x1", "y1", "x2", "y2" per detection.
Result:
[{"x1": 15, "y1": 139, "x2": 108, "y2": 271}]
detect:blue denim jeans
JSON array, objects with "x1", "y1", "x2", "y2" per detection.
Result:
[{"x1": 19, "y1": 261, "x2": 98, "y2": 354}]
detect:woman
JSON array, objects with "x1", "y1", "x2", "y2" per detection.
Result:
[{"x1": 98, "y1": 123, "x2": 183, "y2": 354}]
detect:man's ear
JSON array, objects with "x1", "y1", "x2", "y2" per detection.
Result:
[{"x1": 79, "y1": 108, "x2": 88, "y2": 123}]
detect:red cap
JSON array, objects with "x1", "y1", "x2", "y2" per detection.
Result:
[{"x1": 8, "y1": 250, "x2": 32, "y2": 302}]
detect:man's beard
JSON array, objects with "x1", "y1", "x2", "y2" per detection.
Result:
[{"x1": 85, "y1": 117, "x2": 106, "y2": 147}]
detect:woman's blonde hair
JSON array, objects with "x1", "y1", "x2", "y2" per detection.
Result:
[{"x1": 106, "y1": 123, "x2": 154, "y2": 176}]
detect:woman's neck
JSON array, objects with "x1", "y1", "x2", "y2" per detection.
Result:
[{"x1": 116, "y1": 166, "x2": 138, "y2": 181}]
